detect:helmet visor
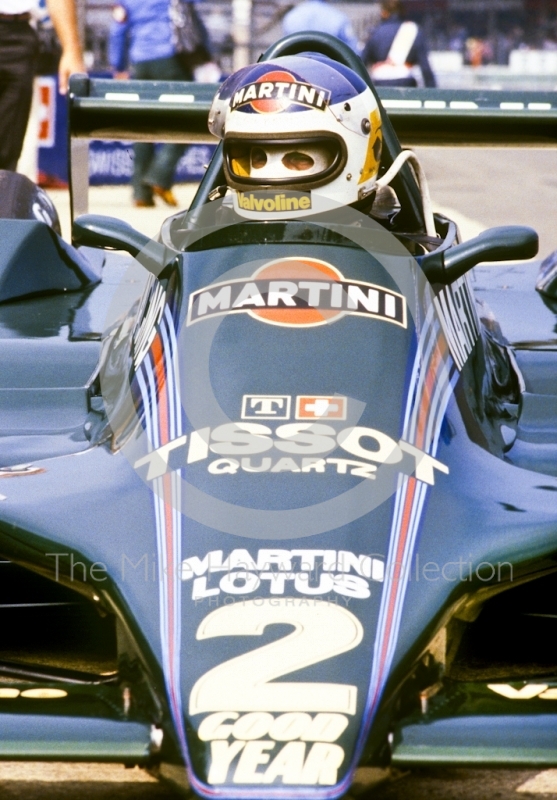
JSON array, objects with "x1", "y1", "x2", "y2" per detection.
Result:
[{"x1": 224, "y1": 134, "x2": 346, "y2": 190}]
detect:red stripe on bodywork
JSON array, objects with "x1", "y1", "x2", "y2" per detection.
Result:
[
  {"x1": 151, "y1": 334, "x2": 170, "y2": 446},
  {"x1": 377, "y1": 475, "x2": 417, "y2": 676},
  {"x1": 416, "y1": 337, "x2": 446, "y2": 450}
]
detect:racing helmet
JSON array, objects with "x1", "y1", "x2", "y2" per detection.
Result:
[{"x1": 208, "y1": 54, "x2": 383, "y2": 219}]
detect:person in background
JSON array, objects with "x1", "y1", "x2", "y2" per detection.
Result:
[
  {"x1": 362, "y1": 0, "x2": 436, "y2": 87},
  {"x1": 282, "y1": 0, "x2": 359, "y2": 53},
  {"x1": 0, "y1": 0, "x2": 85, "y2": 171},
  {"x1": 110, "y1": 0, "x2": 214, "y2": 208}
]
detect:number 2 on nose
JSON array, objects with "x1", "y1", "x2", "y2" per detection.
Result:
[{"x1": 189, "y1": 599, "x2": 364, "y2": 715}]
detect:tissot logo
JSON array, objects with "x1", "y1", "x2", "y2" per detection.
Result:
[
  {"x1": 240, "y1": 395, "x2": 346, "y2": 420},
  {"x1": 231, "y1": 70, "x2": 330, "y2": 113},
  {"x1": 186, "y1": 258, "x2": 407, "y2": 329},
  {"x1": 242, "y1": 395, "x2": 291, "y2": 420}
]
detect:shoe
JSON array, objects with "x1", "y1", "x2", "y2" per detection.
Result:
[
  {"x1": 151, "y1": 185, "x2": 178, "y2": 207},
  {"x1": 134, "y1": 198, "x2": 155, "y2": 208}
]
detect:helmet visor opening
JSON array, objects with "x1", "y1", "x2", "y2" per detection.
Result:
[{"x1": 224, "y1": 135, "x2": 346, "y2": 189}]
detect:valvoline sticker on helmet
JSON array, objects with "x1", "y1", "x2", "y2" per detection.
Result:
[{"x1": 231, "y1": 70, "x2": 331, "y2": 114}]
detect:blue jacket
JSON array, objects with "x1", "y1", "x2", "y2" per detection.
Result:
[
  {"x1": 362, "y1": 16, "x2": 436, "y2": 87},
  {"x1": 282, "y1": 1, "x2": 359, "y2": 53},
  {"x1": 109, "y1": 0, "x2": 177, "y2": 71}
]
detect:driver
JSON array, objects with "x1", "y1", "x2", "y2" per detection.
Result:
[{"x1": 208, "y1": 54, "x2": 400, "y2": 225}]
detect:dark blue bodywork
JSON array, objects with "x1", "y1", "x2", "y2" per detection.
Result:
[{"x1": 1, "y1": 204, "x2": 556, "y2": 792}]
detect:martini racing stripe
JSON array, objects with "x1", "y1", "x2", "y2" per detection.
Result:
[
  {"x1": 374, "y1": 306, "x2": 459, "y2": 679},
  {"x1": 358, "y1": 293, "x2": 459, "y2": 745},
  {"x1": 135, "y1": 303, "x2": 188, "y2": 761}
]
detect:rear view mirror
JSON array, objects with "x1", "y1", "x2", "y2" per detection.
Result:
[
  {"x1": 72, "y1": 214, "x2": 175, "y2": 277},
  {"x1": 422, "y1": 225, "x2": 538, "y2": 285},
  {"x1": 73, "y1": 214, "x2": 150, "y2": 257}
]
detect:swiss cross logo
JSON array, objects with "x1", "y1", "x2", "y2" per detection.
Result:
[
  {"x1": 241, "y1": 395, "x2": 291, "y2": 419},
  {"x1": 296, "y1": 396, "x2": 347, "y2": 420}
]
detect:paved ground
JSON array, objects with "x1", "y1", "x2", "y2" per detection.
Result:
[
  {"x1": 414, "y1": 146, "x2": 557, "y2": 257},
  {"x1": 48, "y1": 183, "x2": 199, "y2": 242},
  {"x1": 371, "y1": 768, "x2": 557, "y2": 799},
  {"x1": 15, "y1": 149, "x2": 557, "y2": 798},
  {"x1": 1, "y1": 764, "x2": 557, "y2": 799}
]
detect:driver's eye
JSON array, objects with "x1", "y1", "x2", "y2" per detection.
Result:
[
  {"x1": 251, "y1": 147, "x2": 267, "y2": 169},
  {"x1": 282, "y1": 151, "x2": 315, "y2": 171}
]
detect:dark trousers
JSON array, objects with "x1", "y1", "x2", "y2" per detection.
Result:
[
  {"x1": 0, "y1": 21, "x2": 38, "y2": 171},
  {"x1": 132, "y1": 55, "x2": 192, "y2": 202}
]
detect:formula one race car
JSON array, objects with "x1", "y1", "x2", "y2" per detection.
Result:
[{"x1": 1, "y1": 31, "x2": 557, "y2": 797}]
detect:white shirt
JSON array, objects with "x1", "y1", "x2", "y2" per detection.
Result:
[{"x1": 0, "y1": 0, "x2": 37, "y2": 14}]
